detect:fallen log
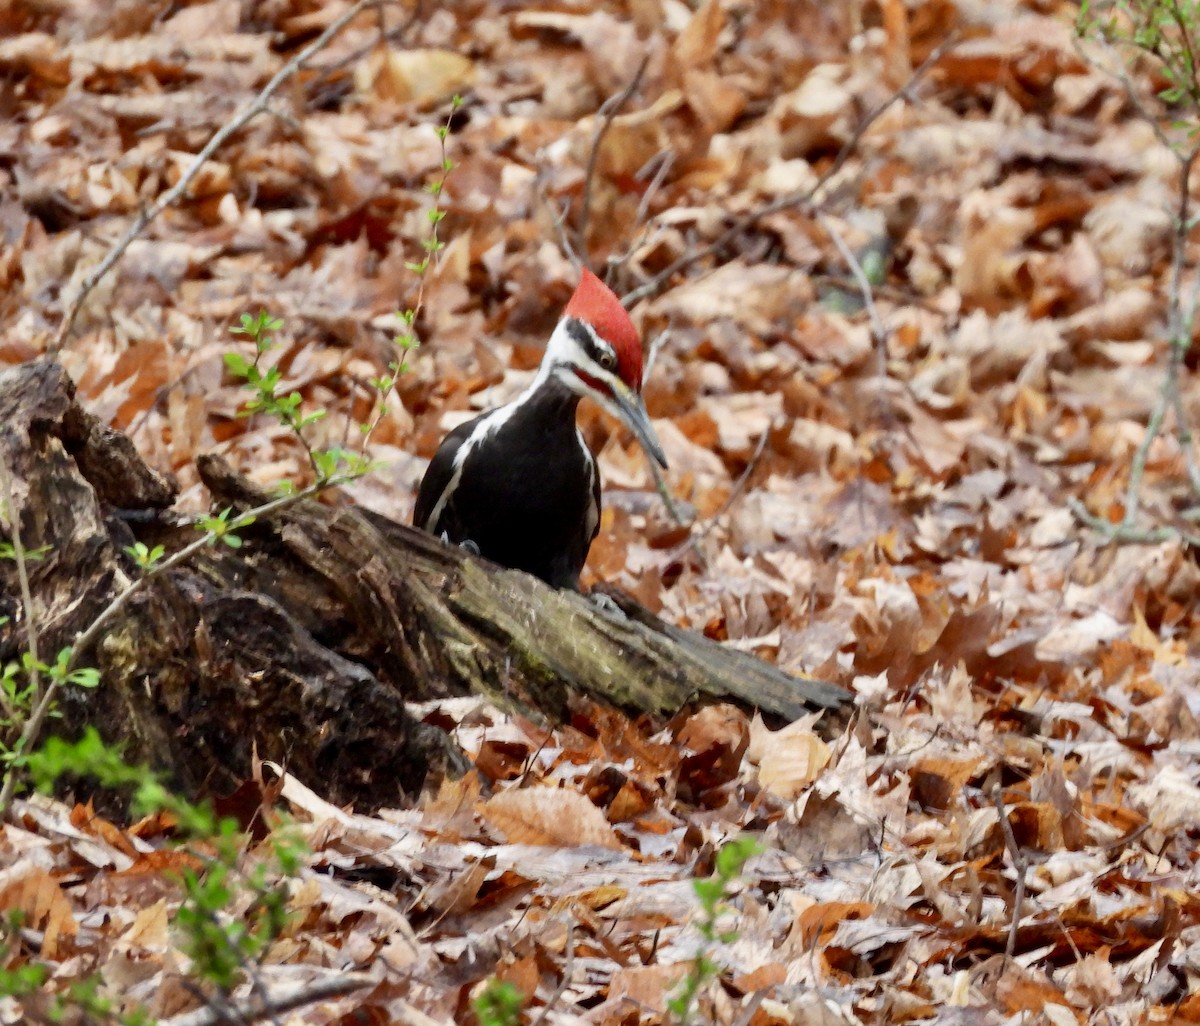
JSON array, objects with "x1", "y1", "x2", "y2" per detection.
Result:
[{"x1": 0, "y1": 360, "x2": 850, "y2": 810}]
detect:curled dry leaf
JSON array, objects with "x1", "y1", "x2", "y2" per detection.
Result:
[{"x1": 746, "y1": 712, "x2": 831, "y2": 800}]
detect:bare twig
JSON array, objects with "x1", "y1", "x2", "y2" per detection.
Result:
[
  {"x1": 1114, "y1": 147, "x2": 1200, "y2": 525},
  {"x1": 0, "y1": 449, "x2": 42, "y2": 717},
  {"x1": 649, "y1": 457, "x2": 688, "y2": 526},
  {"x1": 162, "y1": 973, "x2": 374, "y2": 1026},
  {"x1": 668, "y1": 426, "x2": 771, "y2": 563},
  {"x1": 530, "y1": 921, "x2": 575, "y2": 1026},
  {"x1": 631, "y1": 149, "x2": 676, "y2": 232},
  {"x1": 817, "y1": 213, "x2": 889, "y2": 356},
  {"x1": 305, "y1": 0, "x2": 423, "y2": 106},
  {"x1": 991, "y1": 785, "x2": 1028, "y2": 965},
  {"x1": 1072, "y1": 23, "x2": 1200, "y2": 540},
  {"x1": 577, "y1": 55, "x2": 651, "y2": 265},
  {"x1": 817, "y1": 213, "x2": 896, "y2": 427},
  {"x1": 602, "y1": 153, "x2": 674, "y2": 294},
  {"x1": 546, "y1": 194, "x2": 583, "y2": 273},
  {"x1": 732, "y1": 990, "x2": 767, "y2": 1026},
  {"x1": 619, "y1": 35, "x2": 956, "y2": 309},
  {"x1": 49, "y1": 0, "x2": 377, "y2": 352}
]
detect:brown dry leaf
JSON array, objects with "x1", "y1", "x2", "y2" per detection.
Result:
[
  {"x1": 673, "y1": 0, "x2": 724, "y2": 70},
  {"x1": 796, "y1": 901, "x2": 875, "y2": 947},
  {"x1": 480, "y1": 787, "x2": 624, "y2": 850},
  {"x1": 355, "y1": 48, "x2": 475, "y2": 106},
  {"x1": 604, "y1": 964, "x2": 689, "y2": 1016},
  {"x1": 780, "y1": 67, "x2": 854, "y2": 157},
  {"x1": 0, "y1": 863, "x2": 78, "y2": 958},
  {"x1": 15, "y1": 1, "x2": 1200, "y2": 1021},
  {"x1": 746, "y1": 712, "x2": 830, "y2": 800}
]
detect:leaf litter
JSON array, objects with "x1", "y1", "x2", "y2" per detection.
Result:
[{"x1": 5, "y1": 0, "x2": 1200, "y2": 1023}]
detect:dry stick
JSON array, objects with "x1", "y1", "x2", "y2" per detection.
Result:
[
  {"x1": 1070, "y1": 148, "x2": 1200, "y2": 547},
  {"x1": 668, "y1": 426, "x2": 770, "y2": 564},
  {"x1": 817, "y1": 212, "x2": 894, "y2": 431},
  {"x1": 529, "y1": 921, "x2": 576, "y2": 1026},
  {"x1": 162, "y1": 974, "x2": 374, "y2": 1026},
  {"x1": 603, "y1": 151, "x2": 674, "y2": 290},
  {"x1": 813, "y1": 273, "x2": 943, "y2": 312},
  {"x1": 1115, "y1": 145, "x2": 1200, "y2": 526},
  {"x1": 817, "y1": 213, "x2": 889, "y2": 357},
  {"x1": 0, "y1": 449, "x2": 42, "y2": 718},
  {"x1": 732, "y1": 990, "x2": 767, "y2": 1026},
  {"x1": 546, "y1": 193, "x2": 583, "y2": 272},
  {"x1": 49, "y1": 0, "x2": 377, "y2": 352},
  {"x1": 307, "y1": 0, "x2": 423, "y2": 96},
  {"x1": 631, "y1": 149, "x2": 675, "y2": 232},
  {"x1": 620, "y1": 34, "x2": 958, "y2": 310},
  {"x1": 990, "y1": 785, "x2": 1028, "y2": 966},
  {"x1": 566, "y1": 56, "x2": 680, "y2": 522},
  {"x1": 1071, "y1": 33, "x2": 1200, "y2": 541},
  {"x1": 576, "y1": 54, "x2": 651, "y2": 266}
]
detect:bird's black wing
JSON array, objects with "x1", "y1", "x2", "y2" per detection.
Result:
[{"x1": 413, "y1": 416, "x2": 481, "y2": 533}]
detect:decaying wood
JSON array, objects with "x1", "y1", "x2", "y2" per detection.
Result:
[{"x1": 0, "y1": 360, "x2": 850, "y2": 811}]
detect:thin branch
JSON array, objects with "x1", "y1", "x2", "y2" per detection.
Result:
[
  {"x1": 162, "y1": 973, "x2": 374, "y2": 1026},
  {"x1": 1072, "y1": 22, "x2": 1200, "y2": 539},
  {"x1": 305, "y1": 0, "x2": 423, "y2": 106},
  {"x1": 577, "y1": 54, "x2": 651, "y2": 266},
  {"x1": 530, "y1": 921, "x2": 575, "y2": 1026},
  {"x1": 546, "y1": 195, "x2": 583, "y2": 273},
  {"x1": 669, "y1": 426, "x2": 771, "y2": 563},
  {"x1": 991, "y1": 785, "x2": 1028, "y2": 966},
  {"x1": 817, "y1": 213, "x2": 896, "y2": 433},
  {"x1": 817, "y1": 213, "x2": 888, "y2": 354},
  {"x1": 1072, "y1": 145, "x2": 1200, "y2": 539},
  {"x1": 648, "y1": 455, "x2": 688, "y2": 527},
  {"x1": 1068, "y1": 497, "x2": 1200, "y2": 548},
  {"x1": 49, "y1": 0, "x2": 377, "y2": 352},
  {"x1": 620, "y1": 34, "x2": 957, "y2": 309},
  {"x1": 0, "y1": 449, "x2": 42, "y2": 719},
  {"x1": 632, "y1": 149, "x2": 675, "y2": 232},
  {"x1": 732, "y1": 990, "x2": 767, "y2": 1026}
]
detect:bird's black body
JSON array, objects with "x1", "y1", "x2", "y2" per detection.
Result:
[
  {"x1": 415, "y1": 270, "x2": 665, "y2": 590},
  {"x1": 414, "y1": 377, "x2": 600, "y2": 590}
]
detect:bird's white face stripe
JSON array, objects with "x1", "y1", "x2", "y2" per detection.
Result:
[{"x1": 540, "y1": 318, "x2": 621, "y2": 401}]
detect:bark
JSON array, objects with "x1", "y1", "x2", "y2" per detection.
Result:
[{"x1": 0, "y1": 361, "x2": 850, "y2": 811}]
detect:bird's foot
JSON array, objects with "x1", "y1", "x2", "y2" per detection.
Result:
[
  {"x1": 588, "y1": 591, "x2": 627, "y2": 621},
  {"x1": 440, "y1": 531, "x2": 481, "y2": 557}
]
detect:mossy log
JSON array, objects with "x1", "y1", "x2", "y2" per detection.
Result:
[{"x1": 0, "y1": 360, "x2": 850, "y2": 810}]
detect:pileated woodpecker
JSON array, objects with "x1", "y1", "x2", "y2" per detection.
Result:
[{"x1": 415, "y1": 268, "x2": 668, "y2": 589}]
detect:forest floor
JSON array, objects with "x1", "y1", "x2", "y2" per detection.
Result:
[{"x1": 3, "y1": 0, "x2": 1200, "y2": 1024}]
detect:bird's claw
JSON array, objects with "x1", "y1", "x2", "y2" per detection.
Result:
[
  {"x1": 589, "y1": 591, "x2": 627, "y2": 620},
  {"x1": 439, "y1": 531, "x2": 481, "y2": 557}
]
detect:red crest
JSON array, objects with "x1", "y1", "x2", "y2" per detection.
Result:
[{"x1": 564, "y1": 268, "x2": 644, "y2": 391}]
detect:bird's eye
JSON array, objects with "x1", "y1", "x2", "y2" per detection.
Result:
[{"x1": 598, "y1": 349, "x2": 617, "y2": 370}]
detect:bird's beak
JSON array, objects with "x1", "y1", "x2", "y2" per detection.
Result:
[{"x1": 609, "y1": 379, "x2": 669, "y2": 469}]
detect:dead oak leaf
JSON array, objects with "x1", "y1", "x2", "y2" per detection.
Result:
[{"x1": 480, "y1": 787, "x2": 623, "y2": 850}]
